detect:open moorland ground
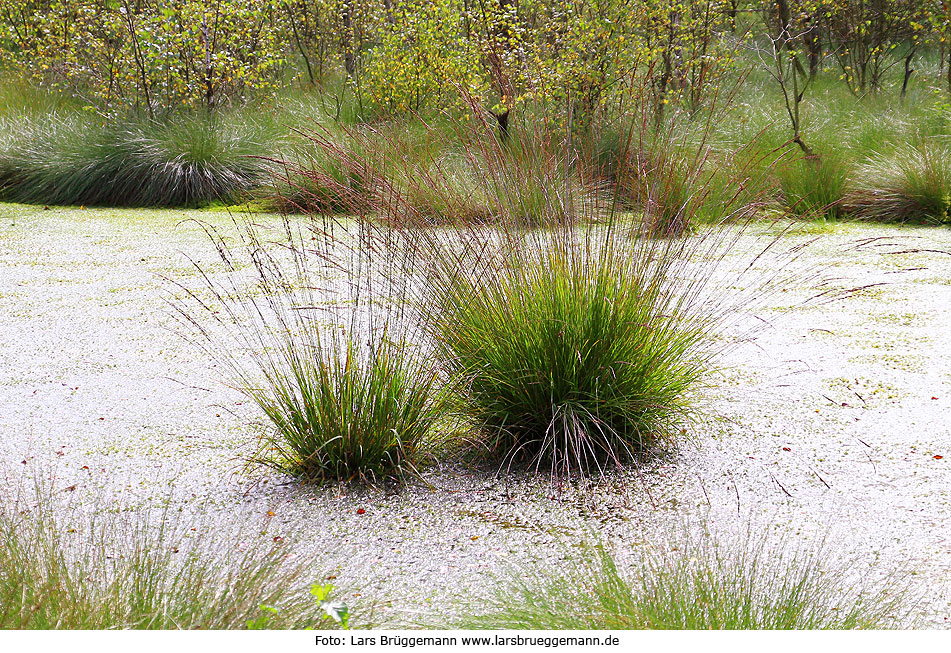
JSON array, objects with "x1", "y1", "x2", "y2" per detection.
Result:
[{"x1": 2, "y1": 203, "x2": 951, "y2": 627}]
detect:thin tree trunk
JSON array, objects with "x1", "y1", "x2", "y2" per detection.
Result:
[{"x1": 901, "y1": 47, "x2": 916, "y2": 99}]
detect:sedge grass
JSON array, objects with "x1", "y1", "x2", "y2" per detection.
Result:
[
  {"x1": 245, "y1": 330, "x2": 448, "y2": 483},
  {"x1": 169, "y1": 215, "x2": 449, "y2": 484},
  {"x1": 775, "y1": 150, "x2": 852, "y2": 220},
  {"x1": 417, "y1": 226, "x2": 713, "y2": 473}
]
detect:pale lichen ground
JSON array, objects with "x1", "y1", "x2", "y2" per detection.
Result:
[{"x1": 1, "y1": 203, "x2": 950, "y2": 627}]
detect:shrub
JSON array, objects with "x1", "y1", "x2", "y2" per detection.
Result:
[
  {"x1": 842, "y1": 143, "x2": 951, "y2": 224},
  {"x1": 458, "y1": 535, "x2": 917, "y2": 629}
]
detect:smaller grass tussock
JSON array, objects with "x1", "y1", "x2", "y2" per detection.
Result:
[
  {"x1": 266, "y1": 126, "x2": 375, "y2": 214},
  {"x1": 246, "y1": 332, "x2": 447, "y2": 483},
  {"x1": 293, "y1": 110, "x2": 597, "y2": 228},
  {"x1": 457, "y1": 535, "x2": 917, "y2": 630},
  {"x1": 170, "y1": 216, "x2": 448, "y2": 484}
]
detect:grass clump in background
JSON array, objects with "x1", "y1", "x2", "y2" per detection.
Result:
[
  {"x1": 315, "y1": 110, "x2": 597, "y2": 228},
  {"x1": 458, "y1": 533, "x2": 917, "y2": 630},
  {"x1": 0, "y1": 483, "x2": 349, "y2": 629},
  {"x1": 774, "y1": 151, "x2": 852, "y2": 220},
  {"x1": 843, "y1": 143, "x2": 951, "y2": 224},
  {"x1": 0, "y1": 112, "x2": 276, "y2": 208}
]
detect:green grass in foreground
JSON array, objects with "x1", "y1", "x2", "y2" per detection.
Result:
[
  {"x1": 0, "y1": 488, "x2": 347, "y2": 629},
  {"x1": 459, "y1": 536, "x2": 917, "y2": 630}
]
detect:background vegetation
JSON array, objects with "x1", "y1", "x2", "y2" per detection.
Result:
[
  {"x1": 0, "y1": 1, "x2": 941, "y2": 630},
  {"x1": 0, "y1": 0, "x2": 948, "y2": 221}
]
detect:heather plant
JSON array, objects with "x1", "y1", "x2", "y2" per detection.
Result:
[{"x1": 0, "y1": 0, "x2": 288, "y2": 116}]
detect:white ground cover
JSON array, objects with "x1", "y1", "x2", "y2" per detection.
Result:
[{"x1": 1, "y1": 203, "x2": 950, "y2": 627}]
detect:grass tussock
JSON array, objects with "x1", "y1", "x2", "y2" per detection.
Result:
[
  {"x1": 0, "y1": 113, "x2": 275, "y2": 207},
  {"x1": 246, "y1": 332, "x2": 448, "y2": 483},
  {"x1": 292, "y1": 112, "x2": 597, "y2": 228},
  {"x1": 170, "y1": 217, "x2": 449, "y2": 484},
  {"x1": 843, "y1": 143, "x2": 951, "y2": 224},
  {"x1": 417, "y1": 227, "x2": 714, "y2": 473},
  {"x1": 266, "y1": 125, "x2": 376, "y2": 215},
  {"x1": 0, "y1": 485, "x2": 346, "y2": 629},
  {"x1": 268, "y1": 103, "x2": 812, "y2": 476},
  {"x1": 775, "y1": 150, "x2": 852, "y2": 219},
  {"x1": 458, "y1": 534, "x2": 917, "y2": 630}
]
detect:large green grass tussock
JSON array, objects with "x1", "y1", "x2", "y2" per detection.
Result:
[
  {"x1": 419, "y1": 226, "x2": 715, "y2": 474},
  {"x1": 0, "y1": 113, "x2": 275, "y2": 208}
]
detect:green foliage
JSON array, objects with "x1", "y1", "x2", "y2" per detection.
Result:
[
  {"x1": 360, "y1": 0, "x2": 483, "y2": 116},
  {"x1": 247, "y1": 332, "x2": 447, "y2": 483},
  {"x1": 0, "y1": 0, "x2": 287, "y2": 115},
  {"x1": 246, "y1": 584, "x2": 349, "y2": 630},
  {"x1": 459, "y1": 537, "x2": 917, "y2": 629},
  {"x1": 775, "y1": 151, "x2": 851, "y2": 219},
  {"x1": 311, "y1": 583, "x2": 350, "y2": 629}
]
